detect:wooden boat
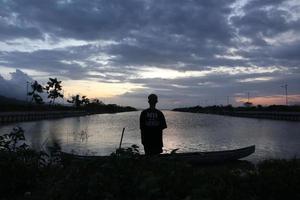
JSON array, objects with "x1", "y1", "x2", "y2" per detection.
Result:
[{"x1": 61, "y1": 145, "x2": 255, "y2": 164}]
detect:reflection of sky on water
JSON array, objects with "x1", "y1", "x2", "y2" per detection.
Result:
[
  {"x1": 163, "y1": 112, "x2": 300, "y2": 161},
  {"x1": 1, "y1": 111, "x2": 300, "y2": 161}
]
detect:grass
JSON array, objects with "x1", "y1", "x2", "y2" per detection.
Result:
[{"x1": 1, "y1": 128, "x2": 300, "y2": 200}]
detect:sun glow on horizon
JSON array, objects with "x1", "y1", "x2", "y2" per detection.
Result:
[
  {"x1": 236, "y1": 95, "x2": 300, "y2": 106},
  {"x1": 62, "y1": 80, "x2": 144, "y2": 99}
]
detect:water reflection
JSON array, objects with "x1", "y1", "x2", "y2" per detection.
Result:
[{"x1": 1, "y1": 111, "x2": 300, "y2": 161}]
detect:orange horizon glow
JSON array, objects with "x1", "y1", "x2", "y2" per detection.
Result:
[
  {"x1": 62, "y1": 80, "x2": 144, "y2": 99},
  {"x1": 236, "y1": 95, "x2": 300, "y2": 106}
]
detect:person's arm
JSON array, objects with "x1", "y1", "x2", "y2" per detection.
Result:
[
  {"x1": 160, "y1": 112, "x2": 167, "y2": 130},
  {"x1": 140, "y1": 111, "x2": 145, "y2": 130},
  {"x1": 140, "y1": 111, "x2": 146, "y2": 145}
]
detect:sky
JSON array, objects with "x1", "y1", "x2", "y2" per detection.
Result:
[{"x1": 0, "y1": 0, "x2": 300, "y2": 109}]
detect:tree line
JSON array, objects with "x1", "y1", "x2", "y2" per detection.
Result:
[
  {"x1": 173, "y1": 104, "x2": 300, "y2": 113},
  {"x1": 28, "y1": 78, "x2": 99, "y2": 108},
  {"x1": 28, "y1": 78, "x2": 63, "y2": 105},
  {"x1": 25, "y1": 78, "x2": 136, "y2": 112}
]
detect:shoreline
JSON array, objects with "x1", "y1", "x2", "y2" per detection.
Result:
[
  {"x1": 173, "y1": 110, "x2": 300, "y2": 121},
  {"x1": 0, "y1": 110, "x2": 136, "y2": 124}
]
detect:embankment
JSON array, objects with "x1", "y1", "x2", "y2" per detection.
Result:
[{"x1": 0, "y1": 111, "x2": 90, "y2": 124}]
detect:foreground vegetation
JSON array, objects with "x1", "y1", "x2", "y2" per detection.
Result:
[{"x1": 1, "y1": 128, "x2": 300, "y2": 200}]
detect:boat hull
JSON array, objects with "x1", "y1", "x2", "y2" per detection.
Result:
[{"x1": 62, "y1": 145, "x2": 255, "y2": 164}]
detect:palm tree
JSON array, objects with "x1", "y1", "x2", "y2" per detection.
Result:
[
  {"x1": 27, "y1": 81, "x2": 44, "y2": 104},
  {"x1": 45, "y1": 78, "x2": 64, "y2": 105}
]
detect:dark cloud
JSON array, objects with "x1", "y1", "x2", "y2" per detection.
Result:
[
  {"x1": 0, "y1": 23, "x2": 41, "y2": 40},
  {"x1": 231, "y1": 0, "x2": 300, "y2": 45},
  {"x1": 0, "y1": 69, "x2": 33, "y2": 100},
  {"x1": 1, "y1": 50, "x2": 86, "y2": 79},
  {"x1": 0, "y1": 0, "x2": 235, "y2": 41},
  {"x1": 271, "y1": 41, "x2": 300, "y2": 60},
  {"x1": 0, "y1": 0, "x2": 299, "y2": 107}
]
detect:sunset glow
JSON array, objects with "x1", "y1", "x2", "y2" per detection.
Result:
[
  {"x1": 236, "y1": 95, "x2": 300, "y2": 106},
  {"x1": 63, "y1": 80, "x2": 145, "y2": 99}
]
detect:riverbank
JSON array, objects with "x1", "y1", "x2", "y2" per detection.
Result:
[
  {"x1": 0, "y1": 111, "x2": 89, "y2": 123},
  {"x1": 0, "y1": 103, "x2": 137, "y2": 124},
  {"x1": 0, "y1": 109, "x2": 136, "y2": 124},
  {"x1": 173, "y1": 105, "x2": 300, "y2": 121}
]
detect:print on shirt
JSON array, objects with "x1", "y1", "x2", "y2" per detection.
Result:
[{"x1": 145, "y1": 112, "x2": 160, "y2": 127}]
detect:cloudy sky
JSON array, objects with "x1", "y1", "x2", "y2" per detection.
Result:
[{"x1": 0, "y1": 0, "x2": 300, "y2": 108}]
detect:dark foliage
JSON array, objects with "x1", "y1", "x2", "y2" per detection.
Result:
[
  {"x1": 67, "y1": 95, "x2": 89, "y2": 108},
  {"x1": 0, "y1": 127, "x2": 59, "y2": 198},
  {"x1": 27, "y1": 81, "x2": 44, "y2": 104},
  {"x1": 45, "y1": 78, "x2": 64, "y2": 104}
]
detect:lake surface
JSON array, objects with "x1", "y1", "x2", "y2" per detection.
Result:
[{"x1": 1, "y1": 111, "x2": 300, "y2": 161}]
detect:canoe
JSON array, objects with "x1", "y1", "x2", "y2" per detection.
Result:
[
  {"x1": 160, "y1": 145, "x2": 255, "y2": 164},
  {"x1": 61, "y1": 145, "x2": 255, "y2": 164}
]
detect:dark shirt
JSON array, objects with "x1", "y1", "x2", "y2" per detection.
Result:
[{"x1": 140, "y1": 108, "x2": 167, "y2": 149}]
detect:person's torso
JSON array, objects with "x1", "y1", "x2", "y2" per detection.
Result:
[{"x1": 143, "y1": 109, "x2": 163, "y2": 129}]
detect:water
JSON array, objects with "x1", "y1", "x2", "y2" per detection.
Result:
[{"x1": 1, "y1": 111, "x2": 300, "y2": 161}]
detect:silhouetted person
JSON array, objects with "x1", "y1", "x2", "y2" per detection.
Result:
[{"x1": 140, "y1": 94, "x2": 167, "y2": 155}]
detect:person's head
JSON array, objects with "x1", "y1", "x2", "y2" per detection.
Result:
[{"x1": 148, "y1": 94, "x2": 158, "y2": 107}]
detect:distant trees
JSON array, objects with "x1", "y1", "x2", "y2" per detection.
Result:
[
  {"x1": 26, "y1": 77, "x2": 64, "y2": 105},
  {"x1": 23, "y1": 78, "x2": 136, "y2": 113},
  {"x1": 91, "y1": 98, "x2": 104, "y2": 105},
  {"x1": 67, "y1": 95, "x2": 80, "y2": 108},
  {"x1": 243, "y1": 102, "x2": 253, "y2": 108},
  {"x1": 81, "y1": 96, "x2": 90, "y2": 105},
  {"x1": 67, "y1": 95, "x2": 89, "y2": 108},
  {"x1": 25, "y1": 77, "x2": 96, "y2": 108}
]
